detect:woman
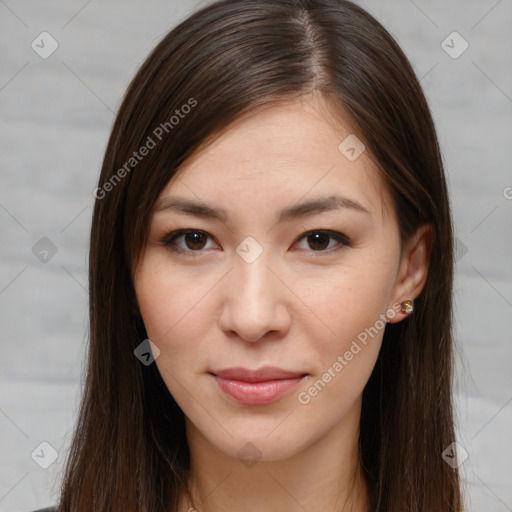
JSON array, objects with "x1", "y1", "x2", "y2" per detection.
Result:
[{"x1": 35, "y1": 0, "x2": 464, "y2": 510}]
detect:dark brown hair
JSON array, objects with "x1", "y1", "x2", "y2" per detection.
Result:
[{"x1": 56, "y1": 1, "x2": 463, "y2": 510}]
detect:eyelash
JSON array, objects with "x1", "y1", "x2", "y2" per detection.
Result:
[{"x1": 159, "y1": 228, "x2": 352, "y2": 257}]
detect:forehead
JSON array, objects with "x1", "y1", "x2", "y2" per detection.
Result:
[{"x1": 157, "y1": 96, "x2": 393, "y2": 222}]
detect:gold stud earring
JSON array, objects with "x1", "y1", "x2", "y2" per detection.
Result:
[{"x1": 400, "y1": 300, "x2": 414, "y2": 314}]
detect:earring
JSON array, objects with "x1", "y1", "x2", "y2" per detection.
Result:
[{"x1": 400, "y1": 300, "x2": 414, "y2": 314}]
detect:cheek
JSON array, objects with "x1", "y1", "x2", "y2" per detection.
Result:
[
  {"x1": 136, "y1": 273, "x2": 210, "y2": 410},
  {"x1": 303, "y1": 256, "x2": 395, "y2": 345},
  {"x1": 290, "y1": 254, "x2": 395, "y2": 410},
  {"x1": 136, "y1": 252, "x2": 205, "y2": 340},
  {"x1": 311, "y1": 288, "x2": 386, "y2": 365},
  {"x1": 134, "y1": 253, "x2": 216, "y2": 391},
  {"x1": 135, "y1": 254, "x2": 201, "y2": 382},
  {"x1": 291, "y1": 286, "x2": 387, "y2": 436},
  {"x1": 294, "y1": 339, "x2": 381, "y2": 445}
]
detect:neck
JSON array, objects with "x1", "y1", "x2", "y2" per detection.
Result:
[{"x1": 177, "y1": 398, "x2": 371, "y2": 512}]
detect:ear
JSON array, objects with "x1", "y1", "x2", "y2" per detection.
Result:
[{"x1": 387, "y1": 223, "x2": 433, "y2": 324}]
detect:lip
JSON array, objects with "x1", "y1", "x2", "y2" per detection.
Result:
[{"x1": 210, "y1": 366, "x2": 307, "y2": 405}]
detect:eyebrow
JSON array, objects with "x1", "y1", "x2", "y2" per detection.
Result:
[{"x1": 154, "y1": 194, "x2": 371, "y2": 223}]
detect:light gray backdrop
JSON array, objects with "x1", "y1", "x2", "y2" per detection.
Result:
[{"x1": 1, "y1": 1, "x2": 511, "y2": 511}]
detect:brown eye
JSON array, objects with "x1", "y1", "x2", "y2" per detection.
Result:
[
  {"x1": 295, "y1": 230, "x2": 352, "y2": 253},
  {"x1": 306, "y1": 232, "x2": 330, "y2": 251},
  {"x1": 161, "y1": 228, "x2": 351, "y2": 257},
  {"x1": 161, "y1": 229, "x2": 217, "y2": 255},
  {"x1": 183, "y1": 232, "x2": 208, "y2": 250}
]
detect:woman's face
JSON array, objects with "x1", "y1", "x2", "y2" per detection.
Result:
[{"x1": 134, "y1": 95, "x2": 427, "y2": 462}]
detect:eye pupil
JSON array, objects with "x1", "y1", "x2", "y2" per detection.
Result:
[
  {"x1": 308, "y1": 233, "x2": 329, "y2": 251},
  {"x1": 185, "y1": 232, "x2": 207, "y2": 250}
]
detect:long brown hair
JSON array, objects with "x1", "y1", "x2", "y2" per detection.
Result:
[{"x1": 56, "y1": 1, "x2": 463, "y2": 510}]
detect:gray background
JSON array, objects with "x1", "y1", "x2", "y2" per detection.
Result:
[{"x1": 1, "y1": 0, "x2": 511, "y2": 511}]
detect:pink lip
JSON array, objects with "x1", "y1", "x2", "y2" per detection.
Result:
[{"x1": 210, "y1": 366, "x2": 307, "y2": 405}]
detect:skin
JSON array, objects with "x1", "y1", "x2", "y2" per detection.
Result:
[{"x1": 133, "y1": 93, "x2": 432, "y2": 512}]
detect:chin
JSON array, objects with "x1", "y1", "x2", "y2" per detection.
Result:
[{"x1": 197, "y1": 419, "x2": 314, "y2": 464}]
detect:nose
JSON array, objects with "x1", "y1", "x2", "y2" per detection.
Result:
[{"x1": 219, "y1": 252, "x2": 291, "y2": 343}]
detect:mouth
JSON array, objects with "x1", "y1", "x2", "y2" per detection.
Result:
[{"x1": 209, "y1": 366, "x2": 308, "y2": 405}]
